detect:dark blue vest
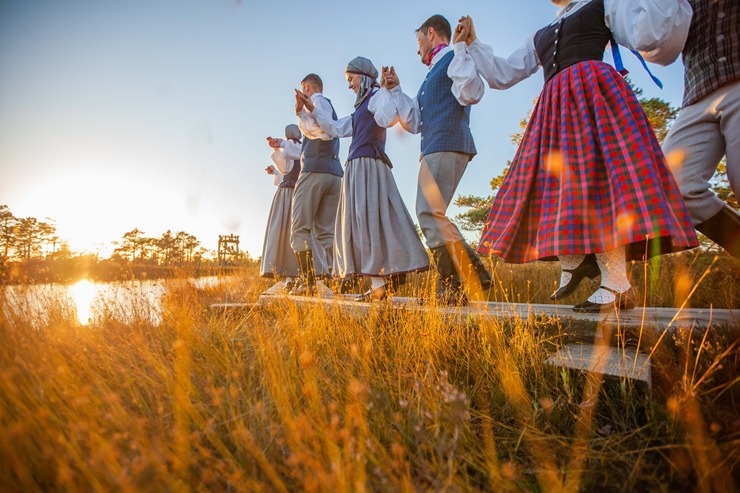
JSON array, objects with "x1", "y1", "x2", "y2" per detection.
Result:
[
  {"x1": 301, "y1": 96, "x2": 343, "y2": 177},
  {"x1": 278, "y1": 157, "x2": 301, "y2": 189},
  {"x1": 347, "y1": 91, "x2": 392, "y2": 168},
  {"x1": 417, "y1": 50, "x2": 476, "y2": 159}
]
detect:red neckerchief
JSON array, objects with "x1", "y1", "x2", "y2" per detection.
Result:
[{"x1": 425, "y1": 43, "x2": 448, "y2": 67}]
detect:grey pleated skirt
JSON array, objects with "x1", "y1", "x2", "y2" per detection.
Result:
[
  {"x1": 333, "y1": 157, "x2": 430, "y2": 278},
  {"x1": 260, "y1": 187, "x2": 328, "y2": 278}
]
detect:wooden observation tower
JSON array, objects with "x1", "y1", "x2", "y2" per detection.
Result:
[{"x1": 218, "y1": 234, "x2": 240, "y2": 265}]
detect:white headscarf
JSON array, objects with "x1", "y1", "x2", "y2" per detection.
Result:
[{"x1": 284, "y1": 124, "x2": 301, "y2": 143}]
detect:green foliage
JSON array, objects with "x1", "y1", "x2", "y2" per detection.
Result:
[
  {"x1": 639, "y1": 96, "x2": 679, "y2": 143},
  {"x1": 711, "y1": 159, "x2": 738, "y2": 210},
  {"x1": 454, "y1": 194, "x2": 493, "y2": 232}
]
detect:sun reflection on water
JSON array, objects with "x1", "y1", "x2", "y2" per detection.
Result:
[{"x1": 69, "y1": 279, "x2": 97, "y2": 325}]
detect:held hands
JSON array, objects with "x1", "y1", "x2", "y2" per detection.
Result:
[
  {"x1": 294, "y1": 89, "x2": 314, "y2": 113},
  {"x1": 266, "y1": 136, "x2": 283, "y2": 148},
  {"x1": 380, "y1": 66, "x2": 399, "y2": 90},
  {"x1": 265, "y1": 165, "x2": 276, "y2": 175},
  {"x1": 453, "y1": 15, "x2": 477, "y2": 45}
]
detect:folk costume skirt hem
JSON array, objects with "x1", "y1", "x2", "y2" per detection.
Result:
[
  {"x1": 260, "y1": 187, "x2": 329, "y2": 278},
  {"x1": 477, "y1": 60, "x2": 698, "y2": 263},
  {"x1": 334, "y1": 157, "x2": 430, "y2": 278}
]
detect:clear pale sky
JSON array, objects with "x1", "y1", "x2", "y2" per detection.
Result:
[{"x1": 0, "y1": 0, "x2": 686, "y2": 258}]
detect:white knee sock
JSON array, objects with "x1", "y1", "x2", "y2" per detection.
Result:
[
  {"x1": 558, "y1": 254, "x2": 586, "y2": 288},
  {"x1": 370, "y1": 277, "x2": 386, "y2": 291},
  {"x1": 588, "y1": 246, "x2": 631, "y2": 303}
]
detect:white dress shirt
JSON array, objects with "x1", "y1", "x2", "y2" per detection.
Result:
[
  {"x1": 276, "y1": 139, "x2": 302, "y2": 161},
  {"x1": 372, "y1": 43, "x2": 485, "y2": 135},
  {"x1": 269, "y1": 140, "x2": 302, "y2": 185},
  {"x1": 467, "y1": 0, "x2": 692, "y2": 89},
  {"x1": 307, "y1": 88, "x2": 399, "y2": 139},
  {"x1": 296, "y1": 93, "x2": 336, "y2": 141}
]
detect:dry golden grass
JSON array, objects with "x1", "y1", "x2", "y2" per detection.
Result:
[{"x1": 0, "y1": 258, "x2": 738, "y2": 492}]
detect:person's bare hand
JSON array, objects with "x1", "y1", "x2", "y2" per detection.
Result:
[
  {"x1": 294, "y1": 90, "x2": 305, "y2": 114},
  {"x1": 382, "y1": 66, "x2": 399, "y2": 90},
  {"x1": 266, "y1": 136, "x2": 283, "y2": 148},
  {"x1": 265, "y1": 165, "x2": 276, "y2": 175},
  {"x1": 295, "y1": 89, "x2": 314, "y2": 113},
  {"x1": 453, "y1": 18, "x2": 469, "y2": 44},
  {"x1": 456, "y1": 15, "x2": 477, "y2": 45}
]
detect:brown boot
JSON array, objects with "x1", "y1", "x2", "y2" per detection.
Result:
[
  {"x1": 431, "y1": 246, "x2": 468, "y2": 306},
  {"x1": 290, "y1": 250, "x2": 316, "y2": 296},
  {"x1": 450, "y1": 241, "x2": 493, "y2": 292},
  {"x1": 696, "y1": 204, "x2": 740, "y2": 258}
]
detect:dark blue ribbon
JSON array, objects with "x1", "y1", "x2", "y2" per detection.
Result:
[{"x1": 609, "y1": 37, "x2": 663, "y2": 89}]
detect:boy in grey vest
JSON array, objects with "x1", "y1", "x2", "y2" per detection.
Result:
[{"x1": 291, "y1": 74, "x2": 343, "y2": 295}]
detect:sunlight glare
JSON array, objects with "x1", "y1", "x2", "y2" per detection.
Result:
[
  {"x1": 665, "y1": 148, "x2": 686, "y2": 174},
  {"x1": 616, "y1": 212, "x2": 636, "y2": 236},
  {"x1": 70, "y1": 279, "x2": 97, "y2": 325},
  {"x1": 544, "y1": 150, "x2": 564, "y2": 179}
]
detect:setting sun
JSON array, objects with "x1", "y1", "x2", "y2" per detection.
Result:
[{"x1": 69, "y1": 279, "x2": 97, "y2": 324}]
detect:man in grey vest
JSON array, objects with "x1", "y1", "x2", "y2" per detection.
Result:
[
  {"x1": 382, "y1": 14, "x2": 492, "y2": 305},
  {"x1": 649, "y1": 0, "x2": 740, "y2": 258},
  {"x1": 269, "y1": 74, "x2": 343, "y2": 295}
]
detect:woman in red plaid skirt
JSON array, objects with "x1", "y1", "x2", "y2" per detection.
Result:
[{"x1": 452, "y1": 0, "x2": 698, "y2": 312}]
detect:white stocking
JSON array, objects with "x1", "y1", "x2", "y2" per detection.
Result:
[
  {"x1": 370, "y1": 277, "x2": 386, "y2": 291},
  {"x1": 588, "y1": 246, "x2": 631, "y2": 303},
  {"x1": 558, "y1": 254, "x2": 586, "y2": 288}
]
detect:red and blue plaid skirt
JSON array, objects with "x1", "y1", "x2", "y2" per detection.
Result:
[{"x1": 477, "y1": 60, "x2": 698, "y2": 263}]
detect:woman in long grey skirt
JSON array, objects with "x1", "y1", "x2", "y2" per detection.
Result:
[
  {"x1": 260, "y1": 124, "x2": 328, "y2": 291},
  {"x1": 296, "y1": 57, "x2": 430, "y2": 301}
]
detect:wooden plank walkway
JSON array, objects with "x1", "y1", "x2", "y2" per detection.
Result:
[
  {"x1": 210, "y1": 291, "x2": 736, "y2": 391},
  {"x1": 545, "y1": 342, "x2": 653, "y2": 390},
  {"x1": 246, "y1": 291, "x2": 738, "y2": 330}
]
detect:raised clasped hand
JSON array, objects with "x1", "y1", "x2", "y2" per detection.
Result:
[
  {"x1": 381, "y1": 66, "x2": 398, "y2": 90},
  {"x1": 454, "y1": 15, "x2": 477, "y2": 45},
  {"x1": 294, "y1": 89, "x2": 314, "y2": 113}
]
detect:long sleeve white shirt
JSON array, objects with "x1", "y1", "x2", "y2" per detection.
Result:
[
  {"x1": 277, "y1": 139, "x2": 302, "y2": 161},
  {"x1": 468, "y1": 0, "x2": 692, "y2": 89},
  {"x1": 372, "y1": 43, "x2": 485, "y2": 135},
  {"x1": 268, "y1": 140, "x2": 302, "y2": 185},
  {"x1": 306, "y1": 88, "x2": 399, "y2": 138},
  {"x1": 296, "y1": 93, "x2": 336, "y2": 141}
]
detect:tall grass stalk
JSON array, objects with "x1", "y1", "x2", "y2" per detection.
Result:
[{"x1": 0, "y1": 260, "x2": 737, "y2": 491}]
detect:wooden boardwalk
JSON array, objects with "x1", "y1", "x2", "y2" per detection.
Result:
[
  {"x1": 210, "y1": 291, "x2": 737, "y2": 392},
  {"x1": 242, "y1": 291, "x2": 738, "y2": 330}
]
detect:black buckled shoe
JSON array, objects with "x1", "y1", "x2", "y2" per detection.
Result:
[
  {"x1": 550, "y1": 254, "x2": 600, "y2": 301},
  {"x1": 572, "y1": 286, "x2": 635, "y2": 313}
]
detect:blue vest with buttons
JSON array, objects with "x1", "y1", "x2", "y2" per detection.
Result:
[
  {"x1": 300, "y1": 96, "x2": 344, "y2": 178},
  {"x1": 417, "y1": 50, "x2": 476, "y2": 160},
  {"x1": 347, "y1": 91, "x2": 392, "y2": 168},
  {"x1": 278, "y1": 157, "x2": 300, "y2": 189}
]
